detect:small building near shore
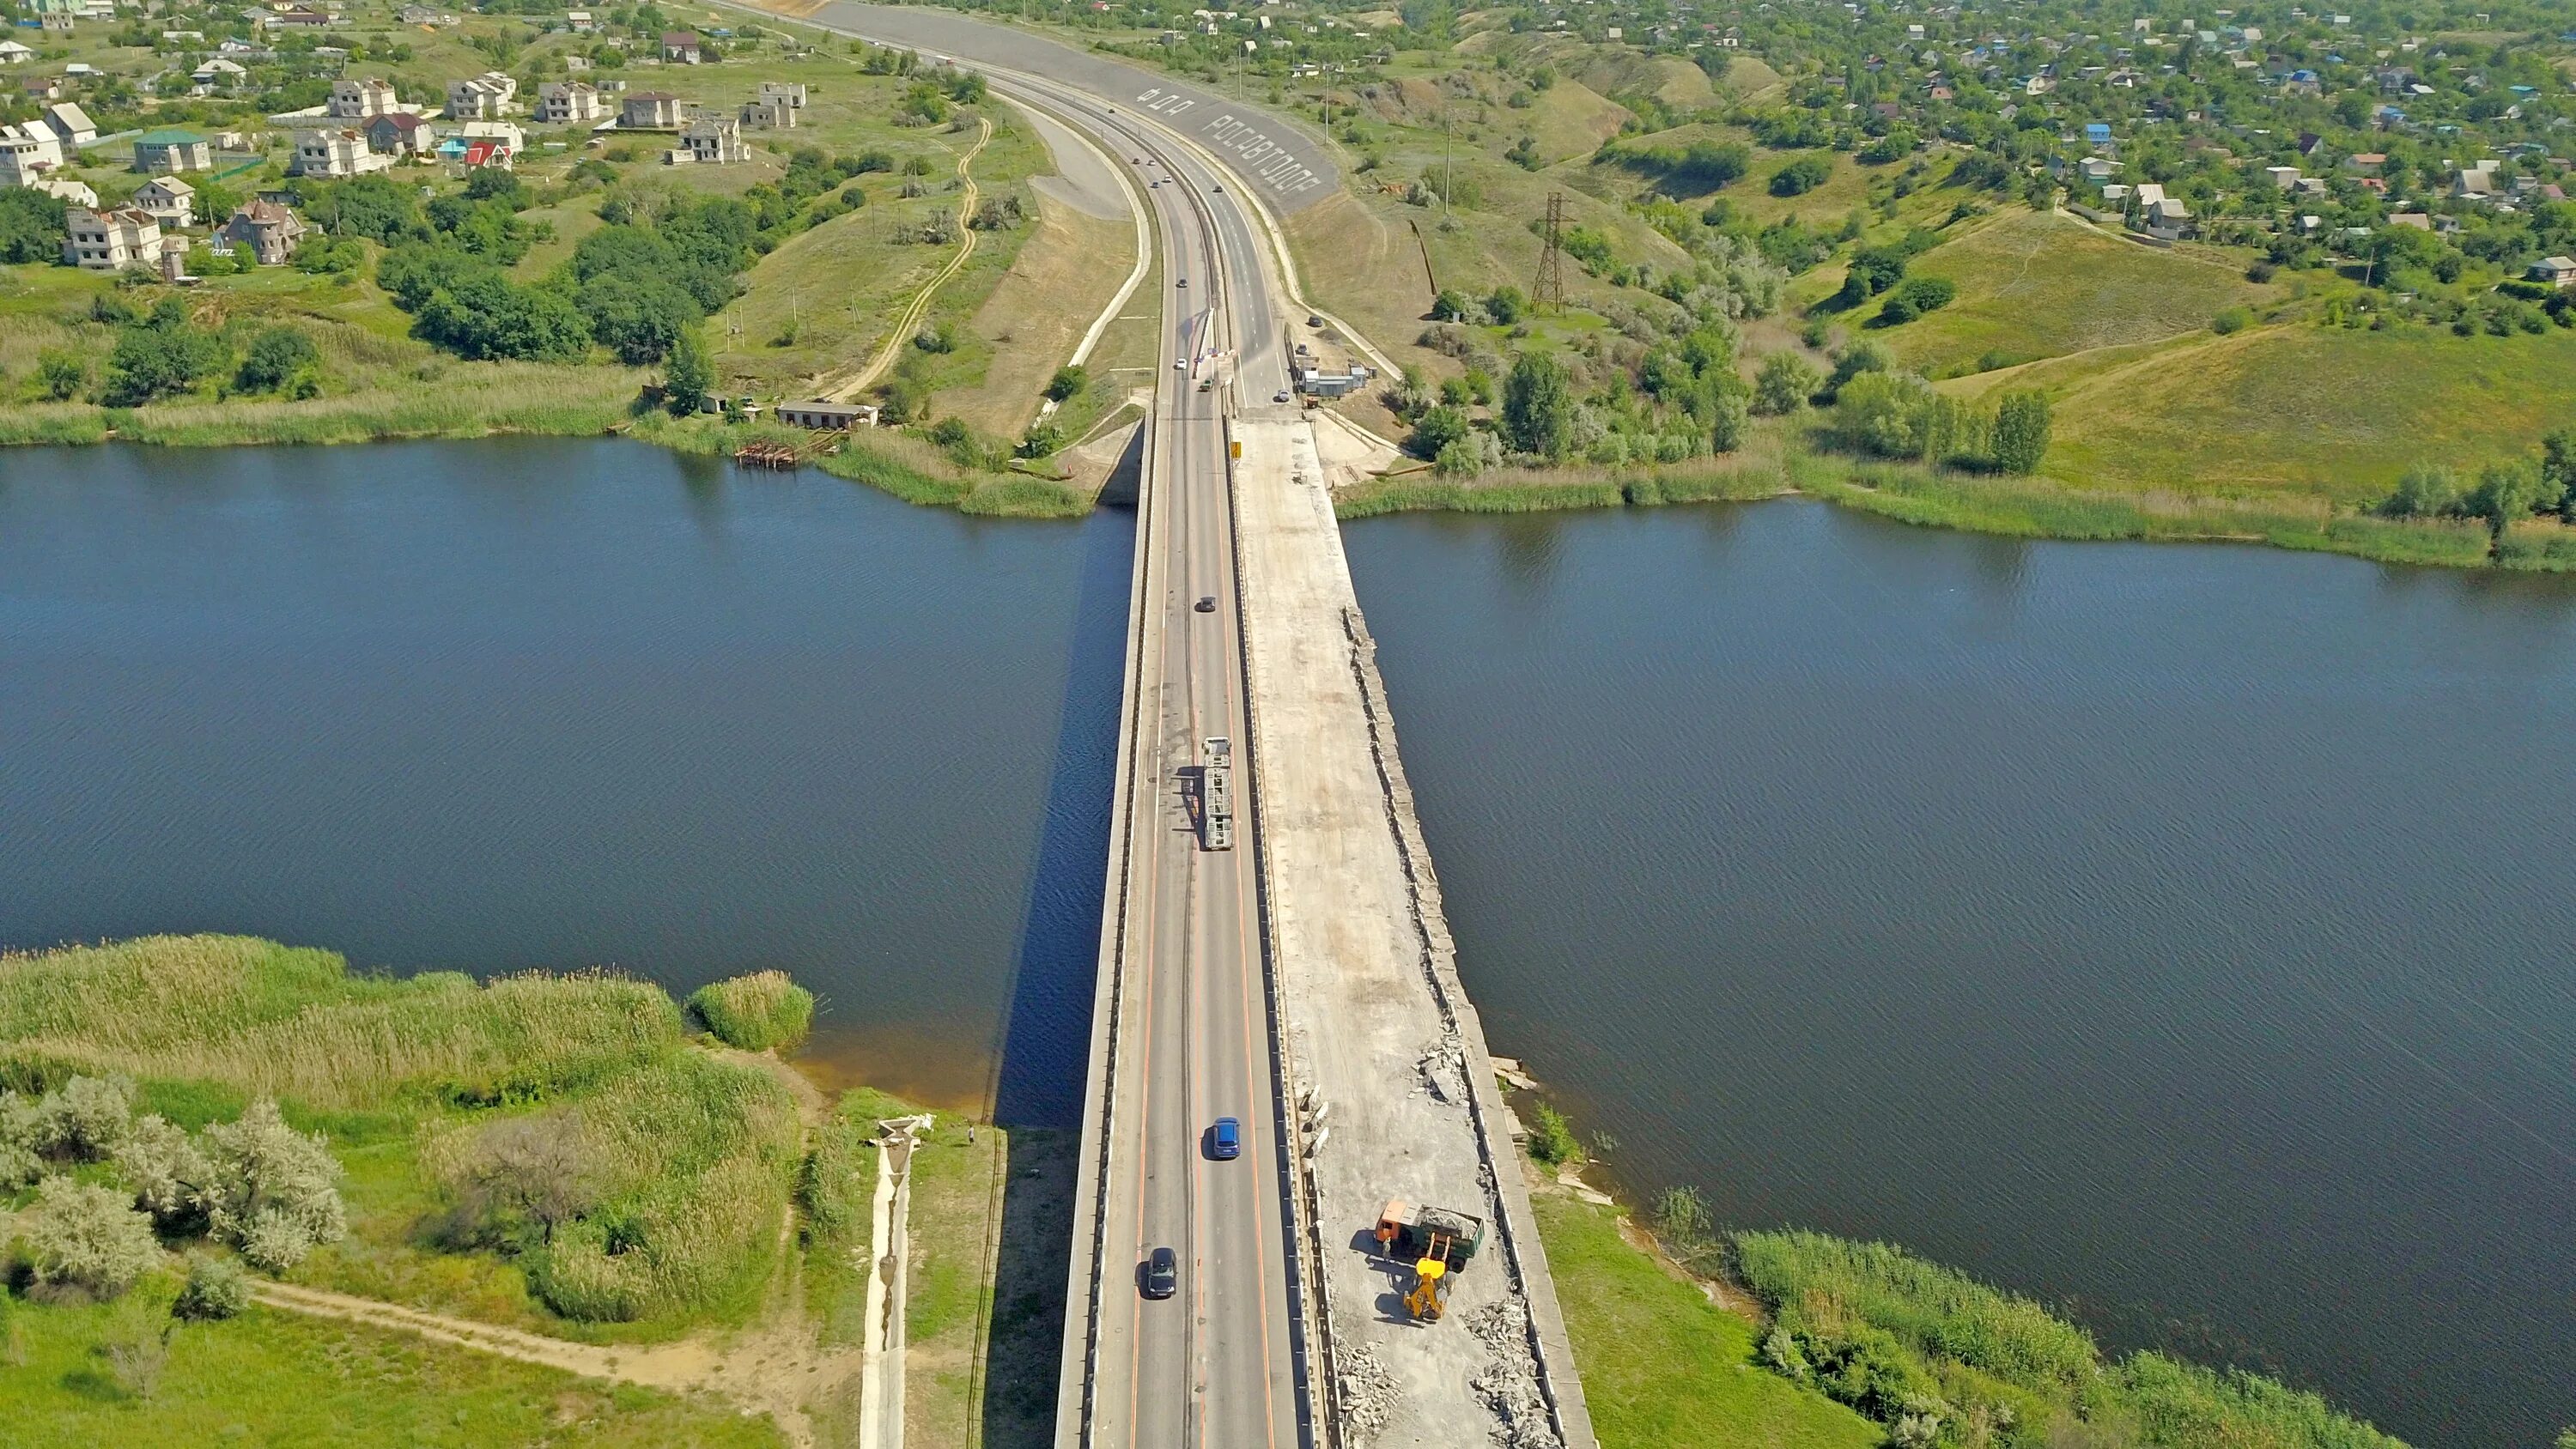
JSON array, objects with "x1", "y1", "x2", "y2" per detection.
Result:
[{"x1": 776, "y1": 399, "x2": 878, "y2": 429}]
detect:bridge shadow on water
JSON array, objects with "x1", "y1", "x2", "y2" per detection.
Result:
[{"x1": 974, "y1": 497, "x2": 1137, "y2": 1446}]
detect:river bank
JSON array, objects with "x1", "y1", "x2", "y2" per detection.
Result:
[{"x1": 1334, "y1": 447, "x2": 2569, "y2": 573}]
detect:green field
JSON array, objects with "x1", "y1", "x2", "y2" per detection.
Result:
[{"x1": 0, "y1": 1283, "x2": 779, "y2": 1449}]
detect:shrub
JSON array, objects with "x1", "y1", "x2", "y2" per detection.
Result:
[
  {"x1": 234, "y1": 326, "x2": 321, "y2": 397},
  {"x1": 0, "y1": 1091, "x2": 39, "y2": 1189},
  {"x1": 173, "y1": 1254, "x2": 252, "y2": 1321},
  {"x1": 199, "y1": 1099, "x2": 347, "y2": 1274},
  {"x1": 117, "y1": 1113, "x2": 212, "y2": 1228},
  {"x1": 36, "y1": 1074, "x2": 134, "y2": 1161},
  {"x1": 689, "y1": 972, "x2": 815, "y2": 1052},
  {"x1": 2380, "y1": 464, "x2": 2461, "y2": 518},
  {"x1": 2213, "y1": 305, "x2": 2254, "y2": 335},
  {"x1": 1528, "y1": 1104, "x2": 1581, "y2": 1165},
  {"x1": 25, "y1": 1178, "x2": 161, "y2": 1301},
  {"x1": 1043, "y1": 364, "x2": 1087, "y2": 402},
  {"x1": 1753, "y1": 351, "x2": 1823, "y2": 415},
  {"x1": 1770, "y1": 156, "x2": 1832, "y2": 197},
  {"x1": 1876, "y1": 276, "x2": 1957, "y2": 325}
]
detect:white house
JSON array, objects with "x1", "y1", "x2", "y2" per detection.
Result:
[
  {"x1": 0, "y1": 39, "x2": 34, "y2": 64},
  {"x1": 62, "y1": 206, "x2": 167, "y2": 270},
  {"x1": 132, "y1": 174, "x2": 195, "y2": 227},
  {"x1": 454, "y1": 119, "x2": 526, "y2": 166},
  {"x1": 26, "y1": 174, "x2": 94, "y2": 205},
  {"x1": 2530, "y1": 256, "x2": 2576, "y2": 288},
  {"x1": 2263, "y1": 164, "x2": 2300, "y2": 188},
  {"x1": 291, "y1": 127, "x2": 392, "y2": 177},
  {"x1": 329, "y1": 76, "x2": 400, "y2": 118},
  {"x1": 445, "y1": 70, "x2": 518, "y2": 119},
  {"x1": 191, "y1": 57, "x2": 249, "y2": 94},
  {"x1": 756, "y1": 80, "x2": 805, "y2": 110},
  {"x1": 620, "y1": 91, "x2": 686, "y2": 129},
  {"x1": 669, "y1": 112, "x2": 745, "y2": 165},
  {"x1": 42, "y1": 100, "x2": 96, "y2": 148},
  {"x1": 0, "y1": 120, "x2": 64, "y2": 185},
  {"x1": 535, "y1": 80, "x2": 607, "y2": 124},
  {"x1": 741, "y1": 94, "x2": 794, "y2": 129}
]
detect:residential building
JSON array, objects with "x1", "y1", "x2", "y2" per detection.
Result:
[
  {"x1": 535, "y1": 80, "x2": 607, "y2": 124},
  {"x1": 26, "y1": 174, "x2": 94, "y2": 206},
  {"x1": 0, "y1": 39, "x2": 33, "y2": 64},
  {"x1": 132, "y1": 175, "x2": 195, "y2": 227},
  {"x1": 457, "y1": 119, "x2": 524, "y2": 155},
  {"x1": 291, "y1": 127, "x2": 392, "y2": 177},
  {"x1": 2342, "y1": 151, "x2": 2385, "y2": 174},
  {"x1": 620, "y1": 91, "x2": 686, "y2": 129},
  {"x1": 259, "y1": 6, "x2": 333, "y2": 29},
  {"x1": 2146, "y1": 194, "x2": 2192, "y2": 228},
  {"x1": 670, "y1": 112, "x2": 746, "y2": 165},
  {"x1": 20, "y1": 76, "x2": 62, "y2": 102},
  {"x1": 191, "y1": 57, "x2": 249, "y2": 94},
  {"x1": 132, "y1": 128, "x2": 213, "y2": 173},
  {"x1": 330, "y1": 76, "x2": 399, "y2": 119},
  {"x1": 445, "y1": 70, "x2": 518, "y2": 119},
  {"x1": 219, "y1": 198, "x2": 307, "y2": 264},
  {"x1": 361, "y1": 111, "x2": 429, "y2": 155},
  {"x1": 741, "y1": 94, "x2": 795, "y2": 129},
  {"x1": 566, "y1": 9, "x2": 595, "y2": 31},
  {"x1": 41, "y1": 100, "x2": 95, "y2": 148},
  {"x1": 2455, "y1": 167, "x2": 2495, "y2": 200},
  {"x1": 2530, "y1": 256, "x2": 2576, "y2": 288},
  {"x1": 0, "y1": 121, "x2": 64, "y2": 185},
  {"x1": 661, "y1": 30, "x2": 702, "y2": 64},
  {"x1": 62, "y1": 206, "x2": 166, "y2": 270},
  {"x1": 775, "y1": 400, "x2": 877, "y2": 429},
  {"x1": 2263, "y1": 164, "x2": 2301, "y2": 188},
  {"x1": 756, "y1": 81, "x2": 805, "y2": 111}
]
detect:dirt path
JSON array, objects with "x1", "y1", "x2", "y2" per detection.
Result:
[
  {"x1": 823, "y1": 114, "x2": 997, "y2": 402},
  {"x1": 257, "y1": 1050, "x2": 860, "y2": 1447}
]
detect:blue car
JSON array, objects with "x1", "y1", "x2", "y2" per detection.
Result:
[{"x1": 1211, "y1": 1117, "x2": 1241, "y2": 1161}]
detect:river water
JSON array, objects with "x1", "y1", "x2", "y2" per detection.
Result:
[
  {"x1": 6, "y1": 444, "x2": 2568, "y2": 1444},
  {"x1": 0, "y1": 440, "x2": 1129, "y2": 1125},
  {"x1": 1342, "y1": 501, "x2": 2576, "y2": 1449}
]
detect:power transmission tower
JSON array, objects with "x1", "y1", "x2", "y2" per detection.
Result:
[{"x1": 1534, "y1": 191, "x2": 1567, "y2": 311}]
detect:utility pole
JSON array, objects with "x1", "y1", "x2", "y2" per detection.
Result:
[{"x1": 1534, "y1": 191, "x2": 1566, "y2": 310}]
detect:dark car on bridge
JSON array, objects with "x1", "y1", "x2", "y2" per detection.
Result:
[
  {"x1": 1140, "y1": 1246, "x2": 1178, "y2": 1300},
  {"x1": 1210, "y1": 1117, "x2": 1241, "y2": 1159}
]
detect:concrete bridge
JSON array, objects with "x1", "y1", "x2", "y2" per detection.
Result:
[{"x1": 728, "y1": 9, "x2": 1595, "y2": 1444}]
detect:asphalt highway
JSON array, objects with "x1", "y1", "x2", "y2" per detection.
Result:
[{"x1": 1032, "y1": 90, "x2": 1303, "y2": 1449}]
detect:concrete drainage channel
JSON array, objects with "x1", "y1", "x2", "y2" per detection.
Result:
[{"x1": 858, "y1": 1114, "x2": 936, "y2": 1449}]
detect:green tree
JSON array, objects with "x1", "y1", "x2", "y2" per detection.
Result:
[
  {"x1": 1500, "y1": 351, "x2": 1573, "y2": 458},
  {"x1": 2464, "y1": 459, "x2": 2555, "y2": 532},
  {"x1": 173, "y1": 1254, "x2": 252, "y2": 1321},
  {"x1": 1485, "y1": 285, "x2": 1528, "y2": 324},
  {"x1": 2543, "y1": 428, "x2": 2576, "y2": 520},
  {"x1": 1408, "y1": 403, "x2": 1470, "y2": 459},
  {"x1": 577, "y1": 274, "x2": 696, "y2": 364},
  {"x1": 234, "y1": 326, "x2": 319, "y2": 396},
  {"x1": 102, "y1": 306, "x2": 230, "y2": 408},
  {"x1": 2381, "y1": 464, "x2": 2461, "y2": 518},
  {"x1": 1709, "y1": 388, "x2": 1751, "y2": 453},
  {"x1": 1044, "y1": 364, "x2": 1088, "y2": 402},
  {"x1": 1990, "y1": 390, "x2": 2051, "y2": 474},
  {"x1": 1877, "y1": 276, "x2": 1957, "y2": 324},
  {"x1": 0, "y1": 185, "x2": 69, "y2": 264},
  {"x1": 1428, "y1": 288, "x2": 1474, "y2": 323},
  {"x1": 36, "y1": 349, "x2": 87, "y2": 402},
  {"x1": 663, "y1": 325, "x2": 713, "y2": 414},
  {"x1": 414, "y1": 272, "x2": 590, "y2": 362},
  {"x1": 1753, "y1": 352, "x2": 1823, "y2": 415},
  {"x1": 1770, "y1": 155, "x2": 1832, "y2": 197},
  {"x1": 199, "y1": 1099, "x2": 345, "y2": 1275}
]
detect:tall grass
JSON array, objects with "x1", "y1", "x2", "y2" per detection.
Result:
[
  {"x1": 1732, "y1": 1229, "x2": 2405, "y2": 1449},
  {"x1": 688, "y1": 973, "x2": 815, "y2": 1053},
  {"x1": 520, "y1": 1051, "x2": 800, "y2": 1324},
  {"x1": 0, "y1": 367, "x2": 641, "y2": 448},
  {"x1": 0, "y1": 936, "x2": 680, "y2": 1107},
  {"x1": 1336, "y1": 457, "x2": 1789, "y2": 519}
]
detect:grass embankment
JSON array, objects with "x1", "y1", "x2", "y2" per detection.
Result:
[
  {"x1": 0, "y1": 934, "x2": 811, "y2": 1442},
  {"x1": 1528, "y1": 1163, "x2": 2404, "y2": 1449},
  {"x1": 1533, "y1": 1187, "x2": 1880, "y2": 1449},
  {"x1": 625, "y1": 409, "x2": 1093, "y2": 517}
]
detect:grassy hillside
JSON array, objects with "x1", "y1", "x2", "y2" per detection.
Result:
[
  {"x1": 1886, "y1": 210, "x2": 2273, "y2": 376},
  {"x1": 1956, "y1": 323, "x2": 2576, "y2": 505}
]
